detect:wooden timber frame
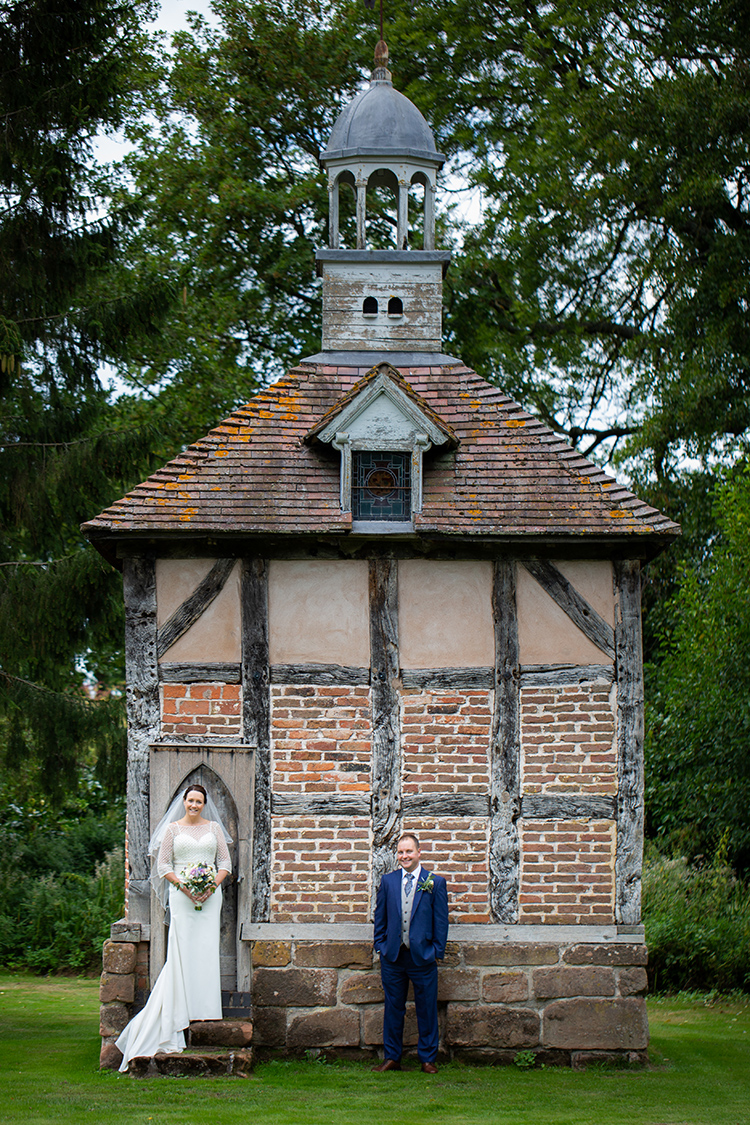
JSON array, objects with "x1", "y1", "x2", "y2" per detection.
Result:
[{"x1": 123, "y1": 549, "x2": 647, "y2": 990}]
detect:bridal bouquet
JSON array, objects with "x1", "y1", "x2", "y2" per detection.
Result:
[{"x1": 181, "y1": 864, "x2": 216, "y2": 911}]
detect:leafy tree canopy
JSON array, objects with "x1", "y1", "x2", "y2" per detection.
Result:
[
  {"x1": 646, "y1": 463, "x2": 750, "y2": 872},
  {"x1": 112, "y1": 0, "x2": 750, "y2": 475}
]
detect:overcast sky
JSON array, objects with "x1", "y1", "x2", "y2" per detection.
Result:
[{"x1": 151, "y1": 0, "x2": 219, "y2": 35}]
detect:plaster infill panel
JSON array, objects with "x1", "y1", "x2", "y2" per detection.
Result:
[
  {"x1": 268, "y1": 559, "x2": 370, "y2": 667},
  {"x1": 156, "y1": 558, "x2": 241, "y2": 663},
  {"x1": 398, "y1": 560, "x2": 494, "y2": 668},
  {"x1": 517, "y1": 560, "x2": 614, "y2": 667}
]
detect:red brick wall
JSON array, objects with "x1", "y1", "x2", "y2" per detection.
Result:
[
  {"x1": 271, "y1": 685, "x2": 371, "y2": 795},
  {"x1": 160, "y1": 683, "x2": 241, "y2": 736},
  {"x1": 402, "y1": 816, "x2": 490, "y2": 923},
  {"x1": 520, "y1": 685, "x2": 616, "y2": 794},
  {"x1": 271, "y1": 816, "x2": 372, "y2": 923},
  {"x1": 519, "y1": 819, "x2": 615, "y2": 924},
  {"x1": 402, "y1": 690, "x2": 491, "y2": 794}
]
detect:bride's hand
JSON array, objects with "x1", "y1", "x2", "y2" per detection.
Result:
[{"x1": 195, "y1": 883, "x2": 217, "y2": 904}]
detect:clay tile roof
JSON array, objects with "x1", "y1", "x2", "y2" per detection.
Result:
[{"x1": 82, "y1": 362, "x2": 680, "y2": 551}]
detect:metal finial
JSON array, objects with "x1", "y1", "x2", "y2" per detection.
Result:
[{"x1": 374, "y1": 39, "x2": 389, "y2": 69}]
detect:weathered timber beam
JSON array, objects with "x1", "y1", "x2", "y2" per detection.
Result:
[
  {"x1": 520, "y1": 663, "x2": 614, "y2": 687},
  {"x1": 520, "y1": 793, "x2": 616, "y2": 820},
  {"x1": 270, "y1": 663, "x2": 370, "y2": 686},
  {"x1": 157, "y1": 660, "x2": 614, "y2": 690},
  {"x1": 401, "y1": 667, "x2": 494, "y2": 690},
  {"x1": 402, "y1": 793, "x2": 489, "y2": 817},
  {"x1": 489, "y1": 559, "x2": 521, "y2": 923},
  {"x1": 401, "y1": 664, "x2": 614, "y2": 690},
  {"x1": 123, "y1": 555, "x2": 160, "y2": 924},
  {"x1": 522, "y1": 559, "x2": 615, "y2": 659},
  {"x1": 242, "y1": 559, "x2": 271, "y2": 922},
  {"x1": 270, "y1": 791, "x2": 616, "y2": 821},
  {"x1": 614, "y1": 559, "x2": 644, "y2": 925},
  {"x1": 156, "y1": 557, "x2": 236, "y2": 658},
  {"x1": 272, "y1": 794, "x2": 370, "y2": 817},
  {"x1": 159, "y1": 661, "x2": 241, "y2": 683},
  {"x1": 370, "y1": 558, "x2": 401, "y2": 889}
]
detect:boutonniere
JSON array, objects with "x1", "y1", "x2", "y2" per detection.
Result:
[{"x1": 417, "y1": 873, "x2": 434, "y2": 894}]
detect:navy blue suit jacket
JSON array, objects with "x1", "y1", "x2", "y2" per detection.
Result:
[{"x1": 373, "y1": 868, "x2": 449, "y2": 968}]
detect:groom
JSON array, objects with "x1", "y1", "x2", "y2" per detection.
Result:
[{"x1": 372, "y1": 833, "x2": 449, "y2": 1073}]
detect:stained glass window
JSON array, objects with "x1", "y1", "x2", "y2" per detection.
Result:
[{"x1": 352, "y1": 451, "x2": 411, "y2": 522}]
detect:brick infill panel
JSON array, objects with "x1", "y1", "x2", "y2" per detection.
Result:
[
  {"x1": 519, "y1": 820, "x2": 615, "y2": 924},
  {"x1": 160, "y1": 682, "x2": 241, "y2": 736},
  {"x1": 271, "y1": 684, "x2": 371, "y2": 795},
  {"x1": 271, "y1": 817, "x2": 371, "y2": 923},
  {"x1": 520, "y1": 684, "x2": 616, "y2": 794},
  {"x1": 401, "y1": 690, "x2": 491, "y2": 793},
  {"x1": 398, "y1": 816, "x2": 490, "y2": 923}
]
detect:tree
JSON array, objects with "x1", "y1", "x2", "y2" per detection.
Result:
[
  {"x1": 0, "y1": 0, "x2": 173, "y2": 796},
  {"x1": 645, "y1": 463, "x2": 750, "y2": 873},
  {"x1": 105, "y1": 0, "x2": 376, "y2": 434},
  {"x1": 386, "y1": 0, "x2": 750, "y2": 472},
  {"x1": 111, "y1": 0, "x2": 750, "y2": 476}
]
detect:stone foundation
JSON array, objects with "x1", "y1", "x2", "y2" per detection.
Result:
[
  {"x1": 100, "y1": 926, "x2": 648, "y2": 1068},
  {"x1": 98, "y1": 921, "x2": 150, "y2": 1069},
  {"x1": 249, "y1": 938, "x2": 648, "y2": 1064}
]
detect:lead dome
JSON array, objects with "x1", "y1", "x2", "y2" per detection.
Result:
[{"x1": 320, "y1": 41, "x2": 445, "y2": 251}]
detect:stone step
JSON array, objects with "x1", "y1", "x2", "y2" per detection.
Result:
[
  {"x1": 127, "y1": 1048, "x2": 253, "y2": 1078},
  {"x1": 189, "y1": 1019, "x2": 253, "y2": 1048}
]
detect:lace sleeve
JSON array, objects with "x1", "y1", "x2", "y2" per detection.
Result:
[
  {"x1": 213, "y1": 823, "x2": 231, "y2": 873},
  {"x1": 157, "y1": 823, "x2": 176, "y2": 878}
]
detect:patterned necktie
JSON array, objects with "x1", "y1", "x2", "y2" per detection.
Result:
[{"x1": 405, "y1": 872, "x2": 415, "y2": 898}]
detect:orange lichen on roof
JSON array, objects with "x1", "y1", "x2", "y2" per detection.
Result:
[{"x1": 82, "y1": 360, "x2": 680, "y2": 546}]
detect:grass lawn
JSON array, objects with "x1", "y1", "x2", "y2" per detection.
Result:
[{"x1": 0, "y1": 972, "x2": 748, "y2": 1125}]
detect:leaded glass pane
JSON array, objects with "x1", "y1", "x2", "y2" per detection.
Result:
[{"x1": 352, "y1": 451, "x2": 411, "y2": 521}]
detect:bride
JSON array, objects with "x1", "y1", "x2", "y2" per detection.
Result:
[{"x1": 116, "y1": 784, "x2": 232, "y2": 1072}]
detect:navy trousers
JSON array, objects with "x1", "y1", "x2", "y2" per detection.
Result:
[{"x1": 379, "y1": 945, "x2": 439, "y2": 1063}]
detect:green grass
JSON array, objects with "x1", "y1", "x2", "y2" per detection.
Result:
[{"x1": 1, "y1": 973, "x2": 749, "y2": 1125}]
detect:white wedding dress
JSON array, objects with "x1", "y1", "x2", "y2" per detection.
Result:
[{"x1": 116, "y1": 821, "x2": 231, "y2": 1072}]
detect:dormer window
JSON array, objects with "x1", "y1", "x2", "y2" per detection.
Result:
[
  {"x1": 352, "y1": 452, "x2": 411, "y2": 521},
  {"x1": 306, "y1": 364, "x2": 457, "y2": 534},
  {"x1": 363, "y1": 296, "x2": 378, "y2": 315}
]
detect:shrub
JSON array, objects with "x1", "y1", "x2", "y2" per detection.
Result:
[
  {"x1": 0, "y1": 846, "x2": 124, "y2": 974},
  {"x1": 643, "y1": 843, "x2": 750, "y2": 993},
  {"x1": 0, "y1": 788, "x2": 125, "y2": 974}
]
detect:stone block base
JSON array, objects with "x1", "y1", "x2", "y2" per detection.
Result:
[
  {"x1": 101, "y1": 928, "x2": 649, "y2": 1068},
  {"x1": 246, "y1": 937, "x2": 648, "y2": 1062}
]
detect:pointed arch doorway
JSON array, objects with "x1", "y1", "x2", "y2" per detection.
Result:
[{"x1": 148, "y1": 744, "x2": 254, "y2": 994}]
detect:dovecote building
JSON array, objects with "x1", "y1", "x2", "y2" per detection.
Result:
[{"x1": 86, "y1": 42, "x2": 679, "y2": 1068}]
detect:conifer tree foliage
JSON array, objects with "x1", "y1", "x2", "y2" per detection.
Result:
[{"x1": 0, "y1": 0, "x2": 172, "y2": 797}]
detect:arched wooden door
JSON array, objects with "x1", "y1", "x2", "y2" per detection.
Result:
[{"x1": 179, "y1": 765, "x2": 238, "y2": 990}]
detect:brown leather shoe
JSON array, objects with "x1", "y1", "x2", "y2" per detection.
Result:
[
  {"x1": 372, "y1": 1059, "x2": 402, "y2": 1072},
  {"x1": 421, "y1": 1061, "x2": 438, "y2": 1074}
]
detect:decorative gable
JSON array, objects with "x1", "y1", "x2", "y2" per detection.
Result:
[{"x1": 306, "y1": 363, "x2": 457, "y2": 531}]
